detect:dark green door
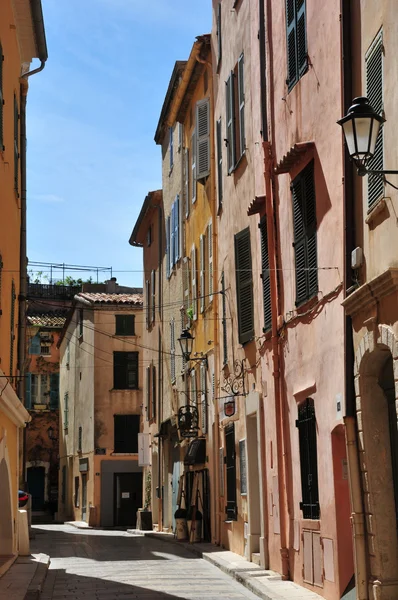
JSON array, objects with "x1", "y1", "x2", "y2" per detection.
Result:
[
  {"x1": 114, "y1": 473, "x2": 143, "y2": 527},
  {"x1": 27, "y1": 466, "x2": 45, "y2": 510}
]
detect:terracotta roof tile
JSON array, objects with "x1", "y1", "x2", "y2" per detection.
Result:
[
  {"x1": 76, "y1": 292, "x2": 143, "y2": 306},
  {"x1": 27, "y1": 313, "x2": 67, "y2": 328}
]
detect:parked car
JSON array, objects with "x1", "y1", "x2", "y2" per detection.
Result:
[{"x1": 18, "y1": 490, "x2": 29, "y2": 509}]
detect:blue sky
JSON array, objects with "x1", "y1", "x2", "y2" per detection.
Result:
[{"x1": 27, "y1": 0, "x2": 212, "y2": 287}]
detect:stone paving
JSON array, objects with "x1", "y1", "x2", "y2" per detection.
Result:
[{"x1": 32, "y1": 524, "x2": 261, "y2": 600}]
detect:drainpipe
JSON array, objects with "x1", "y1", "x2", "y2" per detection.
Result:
[
  {"x1": 18, "y1": 0, "x2": 48, "y2": 487},
  {"x1": 263, "y1": 0, "x2": 289, "y2": 580},
  {"x1": 341, "y1": 1, "x2": 368, "y2": 597}
]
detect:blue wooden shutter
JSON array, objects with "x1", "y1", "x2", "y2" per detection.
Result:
[
  {"x1": 366, "y1": 31, "x2": 384, "y2": 210},
  {"x1": 29, "y1": 333, "x2": 41, "y2": 355},
  {"x1": 25, "y1": 373, "x2": 32, "y2": 409},
  {"x1": 234, "y1": 228, "x2": 254, "y2": 344},
  {"x1": 50, "y1": 373, "x2": 59, "y2": 409},
  {"x1": 259, "y1": 217, "x2": 272, "y2": 332},
  {"x1": 170, "y1": 204, "x2": 175, "y2": 268},
  {"x1": 166, "y1": 215, "x2": 171, "y2": 278}
]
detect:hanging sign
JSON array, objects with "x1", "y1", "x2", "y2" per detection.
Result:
[{"x1": 224, "y1": 397, "x2": 236, "y2": 418}]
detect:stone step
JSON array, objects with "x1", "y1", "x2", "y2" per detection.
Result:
[{"x1": 251, "y1": 552, "x2": 261, "y2": 566}]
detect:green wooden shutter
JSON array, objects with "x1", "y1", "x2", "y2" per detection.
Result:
[
  {"x1": 259, "y1": 217, "x2": 272, "y2": 332},
  {"x1": 25, "y1": 373, "x2": 32, "y2": 409},
  {"x1": 304, "y1": 163, "x2": 318, "y2": 297},
  {"x1": 226, "y1": 72, "x2": 236, "y2": 172},
  {"x1": 0, "y1": 46, "x2": 3, "y2": 150},
  {"x1": 234, "y1": 228, "x2": 254, "y2": 344},
  {"x1": 50, "y1": 373, "x2": 59, "y2": 409},
  {"x1": 216, "y1": 118, "x2": 223, "y2": 210},
  {"x1": 297, "y1": 0, "x2": 307, "y2": 77},
  {"x1": 366, "y1": 31, "x2": 383, "y2": 210},
  {"x1": 237, "y1": 53, "x2": 245, "y2": 158},
  {"x1": 286, "y1": 0, "x2": 297, "y2": 89},
  {"x1": 29, "y1": 333, "x2": 41, "y2": 355},
  {"x1": 196, "y1": 98, "x2": 210, "y2": 180}
]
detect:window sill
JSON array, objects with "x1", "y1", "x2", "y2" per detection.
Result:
[
  {"x1": 114, "y1": 334, "x2": 137, "y2": 338},
  {"x1": 110, "y1": 388, "x2": 140, "y2": 392},
  {"x1": 111, "y1": 452, "x2": 138, "y2": 456},
  {"x1": 228, "y1": 150, "x2": 246, "y2": 176},
  {"x1": 295, "y1": 293, "x2": 318, "y2": 312},
  {"x1": 365, "y1": 197, "x2": 387, "y2": 225},
  {"x1": 301, "y1": 519, "x2": 320, "y2": 531}
]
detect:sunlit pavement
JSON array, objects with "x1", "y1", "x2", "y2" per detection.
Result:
[{"x1": 33, "y1": 524, "x2": 260, "y2": 600}]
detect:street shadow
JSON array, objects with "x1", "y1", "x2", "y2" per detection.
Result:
[
  {"x1": 41, "y1": 566, "x2": 198, "y2": 599},
  {"x1": 31, "y1": 526, "x2": 202, "y2": 562}
]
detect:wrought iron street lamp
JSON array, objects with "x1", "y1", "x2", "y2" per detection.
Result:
[
  {"x1": 338, "y1": 96, "x2": 398, "y2": 181},
  {"x1": 178, "y1": 328, "x2": 194, "y2": 362}
]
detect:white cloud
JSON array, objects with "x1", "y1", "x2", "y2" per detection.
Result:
[{"x1": 31, "y1": 194, "x2": 64, "y2": 204}]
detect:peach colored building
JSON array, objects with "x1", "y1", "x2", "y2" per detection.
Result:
[
  {"x1": 0, "y1": 0, "x2": 46, "y2": 570},
  {"x1": 57, "y1": 281, "x2": 144, "y2": 527}
]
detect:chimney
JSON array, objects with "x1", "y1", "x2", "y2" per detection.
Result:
[{"x1": 106, "y1": 277, "x2": 118, "y2": 293}]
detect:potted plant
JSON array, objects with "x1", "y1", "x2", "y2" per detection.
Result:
[{"x1": 174, "y1": 507, "x2": 188, "y2": 541}]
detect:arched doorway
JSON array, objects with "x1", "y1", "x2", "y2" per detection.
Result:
[
  {"x1": 0, "y1": 457, "x2": 13, "y2": 556},
  {"x1": 355, "y1": 329, "x2": 398, "y2": 598}
]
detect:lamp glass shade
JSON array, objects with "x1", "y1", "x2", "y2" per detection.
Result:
[
  {"x1": 178, "y1": 329, "x2": 194, "y2": 360},
  {"x1": 338, "y1": 97, "x2": 385, "y2": 164}
]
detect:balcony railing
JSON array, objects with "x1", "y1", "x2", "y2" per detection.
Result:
[{"x1": 27, "y1": 283, "x2": 82, "y2": 301}]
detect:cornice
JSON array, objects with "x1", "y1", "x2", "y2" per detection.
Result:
[{"x1": 342, "y1": 268, "x2": 398, "y2": 317}]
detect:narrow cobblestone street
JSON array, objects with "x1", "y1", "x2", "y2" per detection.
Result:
[{"x1": 32, "y1": 525, "x2": 260, "y2": 600}]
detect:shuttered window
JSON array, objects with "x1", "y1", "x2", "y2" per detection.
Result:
[
  {"x1": 234, "y1": 228, "x2": 254, "y2": 345},
  {"x1": 50, "y1": 373, "x2": 59, "y2": 409},
  {"x1": 216, "y1": 118, "x2": 223, "y2": 210},
  {"x1": 286, "y1": 0, "x2": 307, "y2": 91},
  {"x1": 225, "y1": 423, "x2": 237, "y2": 520},
  {"x1": 184, "y1": 148, "x2": 190, "y2": 218},
  {"x1": 151, "y1": 270, "x2": 156, "y2": 323},
  {"x1": 166, "y1": 215, "x2": 171, "y2": 278},
  {"x1": 14, "y1": 95, "x2": 19, "y2": 194},
  {"x1": 199, "y1": 233, "x2": 206, "y2": 313},
  {"x1": 191, "y1": 245, "x2": 198, "y2": 321},
  {"x1": 221, "y1": 272, "x2": 228, "y2": 365},
  {"x1": 170, "y1": 319, "x2": 176, "y2": 382},
  {"x1": 114, "y1": 414, "x2": 140, "y2": 453},
  {"x1": 207, "y1": 221, "x2": 213, "y2": 302},
  {"x1": 151, "y1": 364, "x2": 156, "y2": 420},
  {"x1": 366, "y1": 30, "x2": 384, "y2": 211},
  {"x1": 145, "y1": 279, "x2": 150, "y2": 328},
  {"x1": 183, "y1": 257, "x2": 190, "y2": 329},
  {"x1": 217, "y1": 3, "x2": 222, "y2": 68},
  {"x1": 115, "y1": 314, "x2": 135, "y2": 336},
  {"x1": 237, "y1": 53, "x2": 245, "y2": 159},
  {"x1": 174, "y1": 194, "x2": 180, "y2": 262},
  {"x1": 191, "y1": 368, "x2": 197, "y2": 407},
  {"x1": 0, "y1": 45, "x2": 3, "y2": 150},
  {"x1": 226, "y1": 72, "x2": 236, "y2": 173},
  {"x1": 113, "y1": 352, "x2": 139, "y2": 390},
  {"x1": 259, "y1": 217, "x2": 272, "y2": 332},
  {"x1": 169, "y1": 126, "x2": 174, "y2": 171},
  {"x1": 146, "y1": 366, "x2": 150, "y2": 420},
  {"x1": 196, "y1": 98, "x2": 210, "y2": 180},
  {"x1": 64, "y1": 393, "x2": 69, "y2": 429},
  {"x1": 10, "y1": 280, "x2": 15, "y2": 376},
  {"x1": 296, "y1": 398, "x2": 319, "y2": 519},
  {"x1": 29, "y1": 334, "x2": 41, "y2": 355},
  {"x1": 200, "y1": 362, "x2": 207, "y2": 434},
  {"x1": 191, "y1": 129, "x2": 196, "y2": 203},
  {"x1": 78, "y1": 426, "x2": 82, "y2": 452},
  {"x1": 292, "y1": 160, "x2": 317, "y2": 306}
]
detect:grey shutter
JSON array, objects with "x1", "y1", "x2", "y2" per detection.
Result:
[
  {"x1": 146, "y1": 366, "x2": 150, "y2": 420},
  {"x1": 184, "y1": 148, "x2": 190, "y2": 218},
  {"x1": 151, "y1": 270, "x2": 156, "y2": 323},
  {"x1": 191, "y1": 368, "x2": 197, "y2": 407},
  {"x1": 196, "y1": 98, "x2": 210, "y2": 180},
  {"x1": 152, "y1": 365, "x2": 156, "y2": 419},
  {"x1": 14, "y1": 96, "x2": 19, "y2": 194},
  {"x1": 286, "y1": 0, "x2": 297, "y2": 89},
  {"x1": 200, "y1": 362, "x2": 207, "y2": 434},
  {"x1": 166, "y1": 215, "x2": 171, "y2": 278},
  {"x1": 50, "y1": 373, "x2": 59, "y2": 409},
  {"x1": 25, "y1": 373, "x2": 32, "y2": 409},
  {"x1": 64, "y1": 393, "x2": 69, "y2": 429},
  {"x1": 259, "y1": 217, "x2": 272, "y2": 332},
  {"x1": 226, "y1": 73, "x2": 236, "y2": 172},
  {"x1": 170, "y1": 320, "x2": 176, "y2": 382},
  {"x1": 0, "y1": 46, "x2": 3, "y2": 150},
  {"x1": 221, "y1": 272, "x2": 228, "y2": 365},
  {"x1": 169, "y1": 126, "x2": 174, "y2": 170},
  {"x1": 200, "y1": 233, "x2": 205, "y2": 313},
  {"x1": 234, "y1": 228, "x2": 254, "y2": 345},
  {"x1": 174, "y1": 195, "x2": 180, "y2": 261},
  {"x1": 238, "y1": 54, "x2": 245, "y2": 158},
  {"x1": 170, "y1": 203, "x2": 175, "y2": 267},
  {"x1": 366, "y1": 31, "x2": 384, "y2": 210},
  {"x1": 208, "y1": 221, "x2": 213, "y2": 301},
  {"x1": 145, "y1": 279, "x2": 150, "y2": 328},
  {"x1": 217, "y1": 3, "x2": 222, "y2": 67},
  {"x1": 304, "y1": 164, "x2": 318, "y2": 297},
  {"x1": 216, "y1": 118, "x2": 223, "y2": 210},
  {"x1": 191, "y1": 129, "x2": 196, "y2": 203},
  {"x1": 191, "y1": 245, "x2": 198, "y2": 321},
  {"x1": 297, "y1": 0, "x2": 307, "y2": 77},
  {"x1": 183, "y1": 256, "x2": 190, "y2": 328}
]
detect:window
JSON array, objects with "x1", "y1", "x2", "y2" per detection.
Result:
[
  {"x1": 40, "y1": 340, "x2": 51, "y2": 355},
  {"x1": 29, "y1": 334, "x2": 41, "y2": 355},
  {"x1": 78, "y1": 426, "x2": 82, "y2": 452},
  {"x1": 191, "y1": 245, "x2": 198, "y2": 321},
  {"x1": 183, "y1": 256, "x2": 191, "y2": 329},
  {"x1": 221, "y1": 272, "x2": 228, "y2": 365},
  {"x1": 166, "y1": 196, "x2": 180, "y2": 277},
  {"x1": 169, "y1": 125, "x2": 174, "y2": 171},
  {"x1": 191, "y1": 129, "x2": 196, "y2": 203},
  {"x1": 151, "y1": 364, "x2": 156, "y2": 420},
  {"x1": 113, "y1": 351, "x2": 139, "y2": 390},
  {"x1": 166, "y1": 215, "x2": 171, "y2": 279},
  {"x1": 216, "y1": 118, "x2": 223, "y2": 210},
  {"x1": 178, "y1": 122, "x2": 183, "y2": 151},
  {"x1": 286, "y1": 0, "x2": 307, "y2": 91},
  {"x1": 50, "y1": 373, "x2": 59, "y2": 409},
  {"x1": 190, "y1": 368, "x2": 197, "y2": 408},
  {"x1": 196, "y1": 98, "x2": 210, "y2": 181},
  {"x1": 31, "y1": 374, "x2": 49, "y2": 405},
  {"x1": 146, "y1": 366, "x2": 150, "y2": 420},
  {"x1": 225, "y1": 423, "x2": 237, "y2": 520},
  {"x1": 366, "y1": 30, "x2": 384, "y2": 211},
  {"x1": 226, "y1": 54, "x2": 245, "y2": 173},
  {"x1": 184, "y1": 148, "x2": 190, "y2": 218},
  {"x1": 14, "y1": 95, "x2": 19, "y2": 194},
  {"x1": 114, "y1": 414, "x2": 140, "y2": 453},
  {"x1": 64, "y1": 393, "x2": 69, "y2": 429},
  {"x1": 234, "y1": 228, "x2": 254, "y2": 345},
  {"x1": 200, "y1": 362, "x2": 207, "y2": 434},
  {"x1": 292, "y1": 160, "x2": 318, "y2": 306},
  {"x1": 145, "y1": 279, "x2": 150, "y2": 328},
  {"x1": 0, "y1": 44, "x2": 3, "y2": 151},
  {"x1": 146, "y1": 363, "x2": 157, "y2": 421},
  {"x1": 115, "y1": 314, "x2": 135, "y2": 336},
  {"x1": 207, "y1": 221, "x2": 213, "y2": 302},
  {"x1": 216, "y1": 3, "x2": 222, "y2": 68},
  {"x1": 74, "y1": 476, "x2": 80, "y2": 508},
  {"x1": 151, "y1": 270, "x2": 156, "y2": 323},
  {"x1": 78, "y1": 309, "x2": 84, "y2": 338},
  {"x1": 170, "y1": 319, "x2": 176, "y2": 382},
  {"x1": 296, "y1": 398, "x2": 319, "y2": 519},
  {"x1": 10, "y1": 280, "x2": 15, "y2": 376},
  {"x1": 199, "y1": 233, "x2": 206, "y2": 314},
  {"x1": 260, "y1": 217, "x2": 272, "y2": 332}
]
